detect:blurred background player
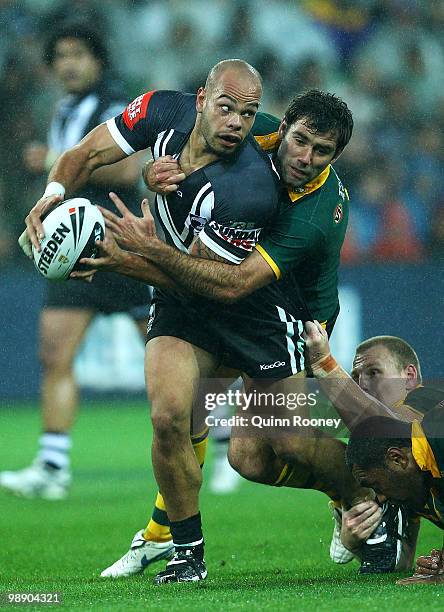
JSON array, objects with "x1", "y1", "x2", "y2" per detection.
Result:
[{"x1": 0, "y1": 22, "x2": 149, "y2": 500}]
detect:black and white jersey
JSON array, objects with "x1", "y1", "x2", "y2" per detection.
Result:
[
  {"x1": 49, "y1": 82, "x2": 139, "y2": 211},
  {"x1": 106, "y1": 90, "x2": 280, "y2": 263}
]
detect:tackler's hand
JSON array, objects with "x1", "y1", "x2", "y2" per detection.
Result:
[{"x1": 143, "y1": 155, "x2": 185, "y2": 193}]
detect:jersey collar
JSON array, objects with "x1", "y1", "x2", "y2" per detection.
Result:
[
  {"x1": 411, "y1": 420, "x2": 441, "y2": 478},
  {"x1": 287, "y1": 165, "x2": 331, "y2": 203}
]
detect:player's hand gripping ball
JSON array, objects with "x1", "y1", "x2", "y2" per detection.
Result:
[{"x1": 32, "y1": 198, "x2": 105, "y2": 281}]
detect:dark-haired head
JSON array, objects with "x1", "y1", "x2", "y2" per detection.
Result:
[
  {"x1": 345, "y1": 416, "x2": 429, "y2": 509},
  {"x1": 346, "y1": 416, "x2": 412, "y2": 470},
  {"x1": 44, "y1": 22, "x2": 109, "y2": 68},
  {"x1": 283, "y1": 90, "x2": 353, "y2": 157}
]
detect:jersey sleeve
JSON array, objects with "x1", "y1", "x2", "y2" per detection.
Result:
[
  {"x1": 105, "y1": 90, "x2": 158, "y2": 154},
  {"x1": 256, "y1": 209, "x2": 324, "y2": 279}
]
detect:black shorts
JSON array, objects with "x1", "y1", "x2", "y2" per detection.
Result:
[
  {"x1": 44, "y1": 271, "x2": 152, "y2": 321},
  {"x1": 146, "y1": 291, "x2": 337, "y2": 379}
]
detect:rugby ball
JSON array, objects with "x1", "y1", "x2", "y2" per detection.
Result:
[{"x1": 32, "y1": 198, "x2": 105, "y2": 281}]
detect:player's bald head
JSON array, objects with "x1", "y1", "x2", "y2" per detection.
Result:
[{"x1": 205, "y1": 59, "x2": 262, "y2": 96}]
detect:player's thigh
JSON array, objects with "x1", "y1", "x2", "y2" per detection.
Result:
[
  {"x1": 39, "y1": 307, "x2": 94, "y2": 369},
  {"x1": 146, "y1": 336, "x2": 220, "y2": 427}
]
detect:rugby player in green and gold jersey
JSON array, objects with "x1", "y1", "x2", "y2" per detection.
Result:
[
  {"x1": 304, "y1": 323, "x2": 443, "y2": 573},
  {"x1": 346, "y1": 407, "x2": 444, "y2": 585}
]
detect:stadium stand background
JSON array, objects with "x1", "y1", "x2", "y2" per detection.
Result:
[{"x1": 1, "y1": 0, "x2": 443, "y2": 396}]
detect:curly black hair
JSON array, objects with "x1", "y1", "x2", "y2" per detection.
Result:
[
  {"x1": 346, "y1": 416, "x2": 412, "y2": 469},
  {"x1": 44, "y1": 22, "x2": 109, "y2": 68}
]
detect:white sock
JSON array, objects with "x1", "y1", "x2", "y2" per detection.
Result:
[{"x1": 38, "y1": 433, "x2": 71, "y2": 470}]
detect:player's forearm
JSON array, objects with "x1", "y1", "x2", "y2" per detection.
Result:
[
  {"x1": 48, "y1": 145, "x2": 100, "y2": 196},
  {"x1": 47, "y1": 124, "x2": 127, "y2": 195},
  {"x1": 140, "y1": 239, "x2": 251, "y2": 303},
  {"x1": 110, "y1": 250, "x2": 177, "y2": 289},
  {"x1": 311, "y1": 357, "x2": 404, "y2": 430}
]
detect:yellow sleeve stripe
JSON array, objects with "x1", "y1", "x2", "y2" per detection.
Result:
[
  {"x1": 411, "y1": 420, "x2": 440, "y2": 478},
  {"x1": 255, "y1": 244, "x2": 281, "y2": 279},
  {"x1": 254, "y1": 132, "x2": 280, "y2": 152}
]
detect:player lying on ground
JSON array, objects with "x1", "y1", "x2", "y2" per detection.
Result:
[
  {"x1": 347, "y1": 411, "x2": 444, "y2": 585},
  {"x1": 308, "y1": 332, "x2": 442, "y2": 571},
  {"x1": 305, "y1": 322, "x2": 444, "y2": 584}
]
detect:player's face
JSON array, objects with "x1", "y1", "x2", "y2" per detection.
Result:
[
  {"x1": 352, "y1": 461, "x2": 427, "y2": 511},
  {"x1": 277, "y1": 119, "x2": 338, "y2": 189},
  {"x1": 52, "y1": 38, "x2": 102, "y2": 94},
  {"x1": 351, "y1": 345, "x2": 414, "y2": 407},
  {"x1": 197, "y1": 70, "x2": 261, "y2": 158}
]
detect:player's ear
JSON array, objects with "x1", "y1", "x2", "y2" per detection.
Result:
[
  {"x1": 386, "y1": 447, "x2": 409, "y2": 470},
  {"x1": 196, "y1": 87, "x2": 205, "y2": 113},
  {"x1": 278, "y1": 120, "x2": 287, "y2": 140},
  {"x1": 404, "y1": 364, "x2": 418, "y2": 391}
]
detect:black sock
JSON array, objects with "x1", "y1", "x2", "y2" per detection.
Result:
[{"x1": 170, "y1": 512, "x2": 204, "y2": 561}]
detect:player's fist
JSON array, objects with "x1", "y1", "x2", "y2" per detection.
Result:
[
  {"x1": 303, "y1": 320, "x2": 330, "y2": 365},
  {"x1": 143, "y1": 155, "x2": 186, "y2": 193},
  {"x1": 414, "y1": 549, "x2": 444, "y2": 575}
]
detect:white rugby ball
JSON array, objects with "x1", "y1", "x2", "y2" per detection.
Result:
[{"x1": 32, "y1": 198, "x2": 105, "y2": 281}]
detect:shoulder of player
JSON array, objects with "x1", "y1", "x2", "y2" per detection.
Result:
[
  {"x1": 405, "y1": 386, "x2": 444, "y2": 416},
  {"x1": 275, "y1": 169, "x2": 346, "y2": 229},
  {"x1": 296, "y1": 166, "x2": 349, "y2": 229},
  {"x1": 205, "y1": 146, "x2": 279, "y2": 215},
  {"x1": 252, "y1": 112, "x2": 281, "y2": 151}
]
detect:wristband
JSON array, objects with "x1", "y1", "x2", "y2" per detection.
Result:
[
  {"x1": 43, "y1": 181, "x2": 65, "y2": 199},
  {"x1": 311, "y1": 353, "x2": 340, "y2": 378}
]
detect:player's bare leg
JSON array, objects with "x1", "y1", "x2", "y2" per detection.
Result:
[
  {"x1": 146, "y1": 336, "x2": 219, "y2": 583},
  {"x1": 41, "y1": 309, "x2": 94, "y2": 431},
  {"x1": 0, "y1": 308, "x2": 93, "y2": 499}
]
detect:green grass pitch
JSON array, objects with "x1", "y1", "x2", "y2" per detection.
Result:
[{"x1": 0, "y1": 401, "x2": 442, "y2": 610}]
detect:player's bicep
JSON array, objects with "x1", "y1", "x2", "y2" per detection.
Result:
[{"x1": 76, "y1": 123, "x2": 128, "y2": 168}]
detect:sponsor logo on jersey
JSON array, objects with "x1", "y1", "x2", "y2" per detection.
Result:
[
  {"x1": 334, "y1": 202, "x2": 343, "y2": 224},
  {"x1": 260, "y1": 361, "x2": 286, "y2": 370},
  {"x1": 123, "y1": 91, "x2": 155, "y2": 130},
  {"x1": 188, "y1": 214, "x2": 206, "y2": 234},
  {"x1": 209, "y1": 221, "x2": 261, "y2": 251}
]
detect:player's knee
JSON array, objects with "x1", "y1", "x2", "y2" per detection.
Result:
[
  {"x1": 271, "y1": 436, "x2": 316, "y2": 466},
  {"x1": 39, "y1": 341, "x2": 73, "y2": 374},
  {"x1": 228, "y1": 444, "x2": 268, "y2": 483},
  {"x1": 151, "y1": 405, "x2": 189, "y2": 441}
]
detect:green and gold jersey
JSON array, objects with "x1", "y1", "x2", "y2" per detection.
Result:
[
  {"x1": 412, "y1": 404, "x2": 444, "y2": 528},
  {"x1": 402, "y1": 386, "x2": 444, "y2": 417},
  {"x1": 252, "y1": 112, "x2": 349, "y2": 322}
]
